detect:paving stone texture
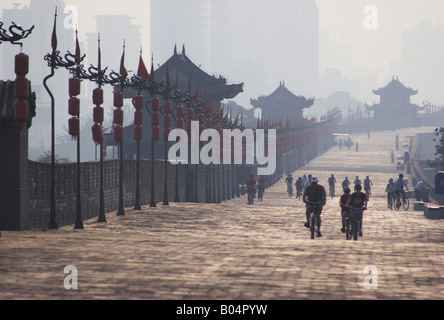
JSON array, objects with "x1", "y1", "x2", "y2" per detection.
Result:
[{"x1": 1, "y1": 127, "x2": 443, "y2": 300}]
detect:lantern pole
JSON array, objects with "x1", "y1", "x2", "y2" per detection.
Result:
[{"x1": 43, "y1": 8, "x2": 81, "y2": 229}]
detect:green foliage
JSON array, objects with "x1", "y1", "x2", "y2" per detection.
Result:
[
  {"x1": 427, "y1": 127, "x2": 444, "y2": 171},
  {"x1": 37, "y1": 151, "x2": 70, "y2": 163}
]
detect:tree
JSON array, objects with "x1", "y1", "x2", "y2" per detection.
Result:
[
  {"x1": 427, "y1": 127, "x2": 444, "y2": 171},
  {"x1": 37, "y1": 151, "x2": 70, "y2": 163}
]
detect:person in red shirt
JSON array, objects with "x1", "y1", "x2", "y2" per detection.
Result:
[
  {"x1": 340, "y1": 187, "x2": 351, "y2": 233},
  {"x1": 246, "y1": 175, "x2": 256, "y2": 188},
  {"x1": 257, "y1": 176, "x2": 266, "y2": 201}
]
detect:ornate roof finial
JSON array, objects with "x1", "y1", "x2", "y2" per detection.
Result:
[
  {"x1": 182, "y1": 44, "x2": 186, "y2": 55},
  {"x1": 174, "y1": 43, "x2": 177, "y2": 55}
]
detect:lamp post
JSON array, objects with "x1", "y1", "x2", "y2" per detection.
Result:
[{"x1": 43, "y1": 9, "x2": 81, "y2": 229}]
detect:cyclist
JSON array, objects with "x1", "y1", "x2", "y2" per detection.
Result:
[
  {"x1": 393, "y1": 173, "x2": 409, "y2": 199},
  {"x1": 339, "y1": 187, "x2": 351, "y2": 233},
  {"x1": 258, "y1": 176, "x2": 266, "y2": 201},
  {"x1": 304, "y1": 174, "x2": 312, "y2": 190},
  {"x1": 363, "y1": 176, "x2": 373, "y2": 199},
  {"x1": 285, "y1": 174, "x2": 294, "y2": 197},
  {"x1": 353, "y1": 176, "x2": 362, "y2": 190},
  {"x1": 328, "y1": 174, "x2": 337, "y2": 198},
  {"x1": 303, "y1": 177, "x2": 327, "y2": 237},
  {"x1": 246, "y1": 175, "x2": 257, "y2": 204},
  {"x1": 295, "y1": 177, "x2": 304, "y2": 200},
  {"x1": 385, "y1": 178, "x2": 395, "y2": 208},
  {"x1": 347, "y1": 184, "x2": 368, "y2": 237},
  {"x1": 342, "y1": 177, "x2": 351, "y2": 191}
]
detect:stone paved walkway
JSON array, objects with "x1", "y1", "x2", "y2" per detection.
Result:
[{"x1": 1, "y1": 127, "x2": 443, "y2": 300}]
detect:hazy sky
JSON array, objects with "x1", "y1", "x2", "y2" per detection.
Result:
[{"x1": 1, "y1": 0, "x2": 444, "y2": 97}]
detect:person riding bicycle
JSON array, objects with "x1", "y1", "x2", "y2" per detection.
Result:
[
  {"x1": 347, "y1": 184, "x2": 368, "y2": 237},
  {"x1": 342, "y1": 177, "x2": 350, "y2": 191},
  {"x1": 302, "y1": 177, "x2": 327, "y2": 237},
  {"x1": 353, "y1": 176, "x2": 362, "y2": 190},
  {"x1": 328, "y1": 174, "x2": 337, "y2": 197},
  {"x1": 393, "y1": 173, "x2": 409, "y2": 199},
  {"x1": 295, "y1": 177, "x2": 304, "y2": 200},
  {"x1": 340, "y1": 187, "x2": 351, "y2": 233},
  {"x1": 285, "y1": 174, "x2": 294, "y2": 197},
  {"x1": 363, "y1": 176, "x2": 373, "y2": 198}
]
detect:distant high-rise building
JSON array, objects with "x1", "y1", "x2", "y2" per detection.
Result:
[
  {"x1": 150, "y1": 0, "x2": 213, "y2": 70},
  {"x1": 150, "y1": 0, "x2": 319, "y2": 107}
]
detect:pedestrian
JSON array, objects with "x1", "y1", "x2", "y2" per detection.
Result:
[
  {"x1": 386, "y1": 178, "x2": 395, "y2": 208},
  {"x1": 340, "y1": 187, "x2": 351, "y2": 233},
  {"x1": 391, "y1": 150, "x2": 395, "y2": 164},
  {"x1": 356, "y1": 142, "x2": 359, "y2": 152},
  {"x1": 414, "y1": 180, "x2": 430, "y2": 202}
]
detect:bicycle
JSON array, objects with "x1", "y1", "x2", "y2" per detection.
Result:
[
  {"x1": 306, "y1": 201, "x2": 322, "y2": 239},
  {"x1": 345, "y1": 206, "x2": 366, "y2": 241},
  {"x1": 287, "y1": 184, "x2": 293, "y2": 198},
  {"x1": 393, "y1": 191, "x2": 409, "y2": 211},
  {"x1": 365, "y1": 189, "x2": 371, "y2": 200},
  {"x1": 329, "y1": 185, "x2": 335, "y2": 199},
  {"x1": 247, "y1": 186, "x2": 256, "y2": 205}
]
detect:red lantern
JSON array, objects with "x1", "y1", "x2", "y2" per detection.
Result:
[
  {"x1": 186, "y1": 108, "x2": 194, "y2": 120},
  {"x1": 134, "y1": 110, "x2": 144, "y2": 125},
  {"x1": 163, "y1": 101, "x2": 172, "y2": 113},
  {"x1": 14, "y1": 100, "x2": 28, "y2": 122},
  {"x1": 133, "y1": 95, "x2": 144, "y2": 110},
  {"x1": 134, "y1": 125, "x2": 143, "y2": 140},
  {"x1": 152, "y1": 126, "x2": 161, "y2": 140},
  {"x1": 186, "y1": 121, "x2": 192, "y2": 132},
  {"x1": 15, "y1": 53, "x2": 29, "y2": 76},
  {"x1": 92, "y1": 88, "x2": 104, "y2": 105},
  {"x1": 113, "y1": 108, "x2": 124, "y2": 125},
  {"x1": 114, "y1": 126, "x2": 124, "y2": 142},
  {"x1": 176, "y1": 105, "x2": 184, "y2": 118},
  {"x1": 163, "y1": 128, "x2": 170, "y2": 141},
  {"x1": 163, "y1": 114, "x2": 172, "y2": 128},
  {"x1": 14, "y1": 77, "x2": 29, "y2": 99},
  {"x1": 151, "y1": 112, "x2": 160, "y2": 126},
  {"x1": 68, "y1": 117, "x2": 80, "y2": 136},
  {"x1": 198, "y1": 113, "x2": 205, "y2": 123},
  {"x1": 205, "y1": 118, "x2": 213, "y2": 128},
  {"x1": 93, "y1": 106, "x2": 104, "y2": 124},
  {"x1": 176, "y1": 118, "x2": 185, "y2": 129},
  {"x1": 113, "y1": 92, "x2": 124, "y2": 107},
  {"x1": 69, "y1": 78, "x2": 81, "y2": 97},
  {"x1": 151, "y1": 98, "x2": 160, "y2": 112},
  {"x1": 92, "y1": 124, "x2": 103, "y2": 142},
  {"x1": 68, "y1": 97, "x2": 80, "y2": 116}
]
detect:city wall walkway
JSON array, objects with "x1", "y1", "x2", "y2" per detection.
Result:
[{"x1": 1, "y1": 126, "x2": 443, "y2": 300}]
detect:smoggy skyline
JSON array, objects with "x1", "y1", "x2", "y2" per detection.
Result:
[{"x1": 1, "y1": 0, "x2": 443, "y2": 105}]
